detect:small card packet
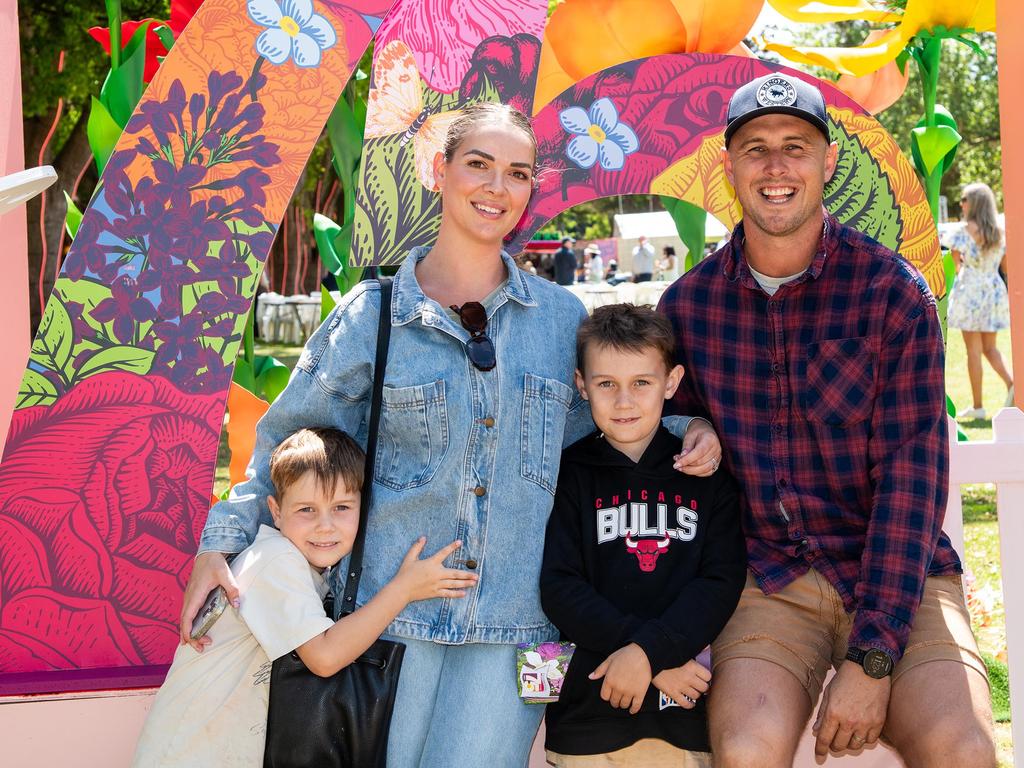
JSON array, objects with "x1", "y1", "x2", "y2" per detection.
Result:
[{"x1": 516, "y1": 641, "x2": 575, "y2": 703}]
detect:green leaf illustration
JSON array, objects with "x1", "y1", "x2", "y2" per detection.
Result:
[
  {"x1": 659, "y1": 197, "x2": 706, "y2": 272},
  {"x1": 100, "y1": 22, "x2": 150, "y2": 127},
  {"x1": 911, "y1": 124, "x2": 962, "y2": 176},
  {"x1": 313, "y1": 213, "x2": 344, "y2": 274},
  {"x1": 153, "y1": 24, "x2": 175, "y2": 52},
  {"x1": 321, "y1": 285, "x2": 336, "y2": 323},
  {"x1": 254, "y1": 355, "x2": 291, "y2": 403},
  {"x1": 327, "y1": 91, "x2": 365, "y2": 182},
  {"x1": 824, "y1": 120, "x2": 902, "y2": 253},
  {"x1": 87, "y1": 96, "x2": 124, "y2": 175},
  {"x1": 910, "y1": 105, "x2": 959, "y2": 177},
  {"x1": 232, "y1": 358, "x2": 257, "y2": 393},
  {"x1": 31, "y1": 298, "x2": 74, "y2": 381},
  {"x1": 75, "y1": 345, "x2": 156, "y2": 380},
  {"x1": 64, "y1": 192, "x2": 84, "y2": 239},
  {"x1": 16, "y1": 369, "x2": 59, "y2": 409}
]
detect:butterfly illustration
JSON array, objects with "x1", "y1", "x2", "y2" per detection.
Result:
[{"x1": 364, "y1": 40, "x2": 463, "y2": 191}]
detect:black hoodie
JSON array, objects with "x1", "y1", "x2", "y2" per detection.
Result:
[{"x1": 540, "y1": 426, "x2": 746, "y2": 755}]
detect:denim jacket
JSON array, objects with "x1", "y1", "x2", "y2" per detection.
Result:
[{"x1": 200, "y1": 248, "x2": 695, "y2": 644}]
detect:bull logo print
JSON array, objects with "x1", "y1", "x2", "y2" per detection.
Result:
[
  {"x1": 624, "y1": 536, "x2": 670, "y2": 572},
  {"x1": 756, "y1": 76, "x2": 797, "y2": 108}
]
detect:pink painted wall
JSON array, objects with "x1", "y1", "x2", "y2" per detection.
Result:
[
  {"x1": 0, "y1": 0, "x2": 30, "y2": 445},
  {"x1": 998, "y1": 0, "x2": 1023, "y2": 403}
]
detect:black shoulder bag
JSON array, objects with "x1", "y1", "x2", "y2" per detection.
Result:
[{"x1": 264, "y1": 278, "x2": 404, "y2": 768}]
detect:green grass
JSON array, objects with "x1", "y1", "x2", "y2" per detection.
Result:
[{"x1": 944, "y1": 327, "x2": 1015, "y2": 441}]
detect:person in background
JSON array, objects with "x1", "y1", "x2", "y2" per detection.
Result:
[
  {"x1": 632, "y1": 235, "x2": 655, "y2": 283},
  {"x1": 947, "y1": 182, "x2": 1013, "y2": 420},
  {"x1": 555, "y1": 236, "x2": 578, "y2": 286},
  {"x1": 659, "y1": 245, "x2": 681, "y2": 283},
  {"x1": 584, "y1": 244, "x2": 604, "y2": 283}
]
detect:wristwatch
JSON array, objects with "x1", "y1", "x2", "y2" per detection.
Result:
[{"x1": 845, "y1": 647, "x2": 894, "y2": 679}]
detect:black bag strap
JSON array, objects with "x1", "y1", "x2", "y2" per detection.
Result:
[{"x1": 340, "y1": 277, "x2": 392, "y2": 617}]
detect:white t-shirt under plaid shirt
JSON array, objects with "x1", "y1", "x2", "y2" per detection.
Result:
[{"x1": 132, "y1": 525, "x2": 335, "y2": 767}]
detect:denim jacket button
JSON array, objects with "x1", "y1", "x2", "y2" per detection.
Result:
[
  {"x1": 483, "y1": 417, "x2": 495, "y2": 428},
  {"x1": 474, "y1": 486, "x2": 487, "y2": 497},
  {"x1": 465, "y1": 559, "x2": 478, "y2": 569}
]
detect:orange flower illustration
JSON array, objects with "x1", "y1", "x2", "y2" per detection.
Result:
[{"x1": 534, "y1": 0, "x2": 765, "y2": 111}]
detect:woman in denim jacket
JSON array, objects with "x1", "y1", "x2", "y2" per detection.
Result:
[{"x1": 180, "y1": 104, "x2": 721, "y2": 767}]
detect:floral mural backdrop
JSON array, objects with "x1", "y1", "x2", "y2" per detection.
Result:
[{"x1": 0, "y1": 0, "x2": 943, "y2": 694}]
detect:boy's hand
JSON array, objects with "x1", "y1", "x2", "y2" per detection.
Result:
[
  {"x1": 652, "y1": 659, "x2": 711, "y2": 709},
  {"x1": 589, "y1": 643, "x2": 652, "y2": 714},
  {"x1": 392, "y1": 538, "x2": 479, "y2": 602},
  {"x1": 179, "y1": 551, "x2": 241, "y2": 652},
  {"x1": 673, "y1": 418, "x2": 722, "y2": 477}
]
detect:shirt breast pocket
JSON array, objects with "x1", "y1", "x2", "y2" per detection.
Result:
[
  {"x1": 375, "y1": 380, "x2": 449, "y2": 491},
  {"x1": 521, "y1": 373, "x2": 575, "y2": 495},
  {"x1": 803, "y1": 337, "x2": 876, "y2": 427}
]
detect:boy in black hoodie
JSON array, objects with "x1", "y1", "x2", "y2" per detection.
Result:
[{"x1": 540, "y1": 304, "x2": 746, "y2": 767}]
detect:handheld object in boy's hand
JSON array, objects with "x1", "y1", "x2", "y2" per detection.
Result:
[
  {"x1": 516, "y1": 641, "x2": 575, "y2": 703},
  {"x1": 190, "y1": 586, "x2": 228, "y2": 641}
]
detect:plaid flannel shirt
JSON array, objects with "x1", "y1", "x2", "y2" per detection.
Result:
[{"x1": 660, "y1": 212, "x2": 960, "y2": 661}]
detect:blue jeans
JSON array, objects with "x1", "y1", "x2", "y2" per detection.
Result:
[{"x1": 385, "y1": 636, "x2": 545, "y2": 767}]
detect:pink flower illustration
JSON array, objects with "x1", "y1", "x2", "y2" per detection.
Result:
[
  {"x1": 0, "y1": 372, "x2": 223, "y2": 673},
  {"x1": 375, "y1": 0, "x2": 546, "y2": 93}
]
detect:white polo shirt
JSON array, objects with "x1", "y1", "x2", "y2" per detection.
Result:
[{"x1": 132, "y1": 525, "x2": 335, "y2": 767}]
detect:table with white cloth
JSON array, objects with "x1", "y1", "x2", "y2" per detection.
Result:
[{"x1": 561, "y1": 281, "x2": 669, "y2": 314}]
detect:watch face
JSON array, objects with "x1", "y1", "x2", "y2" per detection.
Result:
[{"x1": 863, "y1": 648, "x2": 893, "y2": 678}]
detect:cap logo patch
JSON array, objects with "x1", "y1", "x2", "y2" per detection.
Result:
[{"x1": 756, "y1": 76, "x2": 797, "y2": 107}]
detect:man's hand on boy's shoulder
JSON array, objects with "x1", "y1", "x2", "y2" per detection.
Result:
[
  {"x1": 589, "y1": 643, "x2": 653, "y2": 715},
  {"x1": 673, "y1": 418, "x2": 722, "y2": 477}
]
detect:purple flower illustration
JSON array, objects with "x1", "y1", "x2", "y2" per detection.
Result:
[
  {"x1": 91, "y1": 276, "x2": 158, "y2": 343},
  {"x1": 560, "y1": 98, "x2": 639, "y2": 172},
  {"x1": 248, "y1": 0, "x2": 337, "y2": 68}
]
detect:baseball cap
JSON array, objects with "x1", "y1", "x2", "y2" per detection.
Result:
[{"x1": 725, "y1": 73, "x2": 830, "y2": 146}]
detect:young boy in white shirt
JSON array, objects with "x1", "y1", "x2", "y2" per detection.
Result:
[{"x1": 132, "y1": 427, "x2": 477, "y2": 767}]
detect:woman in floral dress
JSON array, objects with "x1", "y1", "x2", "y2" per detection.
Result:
[{"x1": 947, "y1": 182, "x2": 1013, "y2": 420}]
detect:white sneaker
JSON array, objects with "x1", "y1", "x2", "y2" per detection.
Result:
[
  {"x1": 1006, "y1": 386, "x2": 1015, "y2": 408},
  {"x1": 959, "y1": 407, "x2": 987, "y2": 421}
]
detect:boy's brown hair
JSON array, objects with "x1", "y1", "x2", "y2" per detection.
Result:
[
  {"x1": 576, "y1": 303, "x2": 676, "y2": 374},
  {"x1": 269, "y1": 427, "x2": 364, "y2": 499}
]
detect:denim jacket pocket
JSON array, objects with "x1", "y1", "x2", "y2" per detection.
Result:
[
  {"x1": 521, "y1": 373, "x2": 575, "y2": 495},
  {"x1": 804, "y1": 337, "x2": 876, "y2": 427},
  {"x1": 375, "y1": 380, "x2": 450, "y2": 491}
]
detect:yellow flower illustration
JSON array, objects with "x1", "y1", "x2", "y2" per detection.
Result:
[{"x1": 764, "y1": 0, "x2": 995, "y2": 77}]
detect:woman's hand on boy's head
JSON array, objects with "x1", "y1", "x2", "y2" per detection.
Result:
[
  {"x1": 179, "y1": 551, "x2": 240, "y2": 651},
  {"x1": 673, "y1": 418, "x2": 722, "y2": 477},
  {"x1": 393, "y1": 537, "x2": 479, "y2": 603}
]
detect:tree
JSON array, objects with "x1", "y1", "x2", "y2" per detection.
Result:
[{"x1": 19, "y1": 0, "x2": 170, "y2": 329}]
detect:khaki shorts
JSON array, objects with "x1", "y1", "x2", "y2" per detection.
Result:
[
  {"x1": 711, "y1": 569, "x2": 989, "y2": 704},
  {"x1": 547, "y1": 740, "x2": 711, "y2": 767}
]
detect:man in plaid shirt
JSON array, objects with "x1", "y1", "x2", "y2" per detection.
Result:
[{"x1": 660, "y1": 73, "x2": 995, "y2": 767}]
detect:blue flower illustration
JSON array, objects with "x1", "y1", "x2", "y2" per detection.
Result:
[
  {"x1": 247, "y1": 0, "x2": 337, "y2": 68},
  {"x1": 560, "y1": 98, "x2": 639, "y2": 172}
]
